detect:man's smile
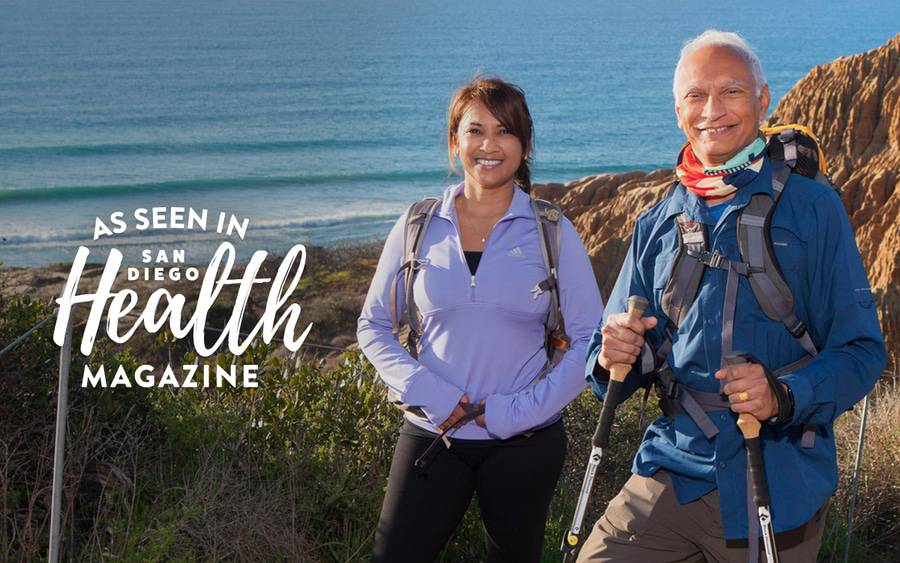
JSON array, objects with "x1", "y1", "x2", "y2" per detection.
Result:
[{"x1": 697, "y1": 125, "x2": 737, "y2": 137}]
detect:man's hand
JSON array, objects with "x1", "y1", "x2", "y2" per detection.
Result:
[
  {"x1": 438, "y1": 394, "x2": 471, "y2": 432},
  {"x1": 715, "y1": 364, "x2": 783, "y2": 420},
  {"x1": 597, "y1": 312, "x2": 658, "y2": 371}
]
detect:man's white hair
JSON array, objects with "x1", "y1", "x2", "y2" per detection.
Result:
[{"x1": 672, "y1": 30, "x2": 766, "y2": 103}]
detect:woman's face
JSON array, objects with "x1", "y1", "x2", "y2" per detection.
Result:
[{"x1": 453, "y1": 100, "x2": 525, "y2": 191}]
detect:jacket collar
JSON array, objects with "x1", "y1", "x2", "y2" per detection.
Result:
[
  {"x1": 438, "y1": 181, "x2": 535, "y2": 224},
  {"x1": 662, "y1": 157, "x2": 775, "y2": 225}
]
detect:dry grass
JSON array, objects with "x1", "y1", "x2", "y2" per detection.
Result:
[
  {"x1": 3, "y1": 250, "x2": 898, "y2": 561},
  {"x1": 824, "y1": 374, "x2": 900, "y2": 561}
]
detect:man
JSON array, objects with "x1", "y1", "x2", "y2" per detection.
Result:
[{"x1": 577, "y1": 30, "x2": 886, "y2": 562}]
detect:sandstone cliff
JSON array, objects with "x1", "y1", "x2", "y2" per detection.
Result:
[{"x1": 533, "y1": 34, "x2": 899, "y2": 362}]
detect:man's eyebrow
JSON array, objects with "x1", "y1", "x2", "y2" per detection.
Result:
[{"x1": 683, "y1": 78, "x2": 751, "y2": 92}]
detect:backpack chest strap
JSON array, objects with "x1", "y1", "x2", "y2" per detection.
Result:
[{"x1": 685, "y1": 248, "x2": 753, "y2": 276}]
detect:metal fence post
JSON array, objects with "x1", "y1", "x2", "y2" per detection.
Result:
[
  {"x1": 843, "y1": 392, "x2": 870, "y2": 563},
  {"x1": 48, "y1": 310, "x2": 74, "y2": 563}
]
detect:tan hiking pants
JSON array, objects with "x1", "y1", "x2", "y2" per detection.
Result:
[{"x1": 576, "y1": 471, "x2": 827, "y2": 563}]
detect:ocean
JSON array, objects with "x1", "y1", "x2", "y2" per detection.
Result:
[{"x1": 1, "y1": 0, "x2": 897, "y2": 266}]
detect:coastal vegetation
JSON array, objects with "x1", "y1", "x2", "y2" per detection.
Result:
[{"x1": 1, "y1": 247, "x2": 897, "y2": 562}]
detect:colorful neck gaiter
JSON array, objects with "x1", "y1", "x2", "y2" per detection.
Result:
[{"x1": 676, "y1": 135, "x2": 767, "y2": 199}]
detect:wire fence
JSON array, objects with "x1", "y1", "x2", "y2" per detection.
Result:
[
  {"x1": 0, "y1": 310, "x2": 59, "y2": 358},
  {"x1": 0, "y1": 308, "x2": 359, "y2": 360}
]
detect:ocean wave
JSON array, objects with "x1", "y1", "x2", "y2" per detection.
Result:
[
  {"x1": 0, "y1": 169, "x2": 450, "y2": 202},
  {"x1": 250, "y1": 211, "x2": 399, "y2": 230},
  {"x1": 0, "y1": 210, "x2": 398, "y2": 247},
  {"x1": 0, "y1": 163, "x2": 670, "y2": 203},
  {"x1": 0, "y1": 137, "x2": 412, "y2": 159}
]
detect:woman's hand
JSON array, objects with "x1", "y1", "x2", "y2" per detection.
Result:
[
  {"x1": 438, "y1": 394, "x2": 471, "y2": 432},
  {"x1": 475, "y1": 399, "x2": 486, "y2": 428}
]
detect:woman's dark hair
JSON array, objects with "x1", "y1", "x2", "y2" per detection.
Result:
[{"x1": 447, "y1": 77, "x2": 534, "y2": 193}]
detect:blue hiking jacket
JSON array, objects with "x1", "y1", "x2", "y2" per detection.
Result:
[
  {"x1": 359, "y1": 182, "x2": 604, "y2": 440},
  {"x1": 586, "y1": 157, "x2": 886, "y2": 539}
]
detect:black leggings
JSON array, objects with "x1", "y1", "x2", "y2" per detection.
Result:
[{"x1": 372, "y1": 419, "x2": 567, "y2": 563}]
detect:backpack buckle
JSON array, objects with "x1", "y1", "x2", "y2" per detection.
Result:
[
  {"x1": 531, "y1": 278, "x2": 555, "y2": 300},
  {"x1": 778, "y1": 128, "x2": 796, "y2": 143},
  {"x1": 651, "y1": 367, "x2": 680, "y2": 400},
  {"x1": 787, "y1": 318, "x2": 807, "y2": 338},
  {"x1": 689, "y1": 249, "x2": 727, "y2": 270},
  {"x1": 663, "y1": 376, "x2": 680, "y2": 402},
  {"x1": 706, "y1": 251, "x2": 726, "y2": 269},
  {"x1": 652, "y1": 368, "x2": 680, "y2": 417}
]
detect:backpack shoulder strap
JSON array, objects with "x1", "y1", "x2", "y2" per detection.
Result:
[
  {"x1": 660, "y1": 213, "x2": 709, "y2": 328},
  {"x1": 739, "y1": 146, "x2": 821, "y2": 447},
  {"x1": 737, "y1": 154, "x2": 818, "y2": 357},
  {"x1": 389, "y1": 197, "x2": 440, "y2": 358},
  {"x1": 530, "y1": 198, "x2": 569, "y2": 367}
]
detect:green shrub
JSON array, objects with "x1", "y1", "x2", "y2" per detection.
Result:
[{"x1": 2, "y1": 281, "x2": 897, "y2": 561}]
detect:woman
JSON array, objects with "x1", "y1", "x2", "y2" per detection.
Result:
[{"x1": 357, "y1": 77, "x2": 603, "y2": 562}]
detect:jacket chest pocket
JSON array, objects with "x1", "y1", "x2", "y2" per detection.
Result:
[{"x1": 769, "y1": 225, "x2": 806, "y2": 274}]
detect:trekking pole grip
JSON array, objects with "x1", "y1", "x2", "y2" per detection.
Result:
[
  {"x1": 592, "y1": 295, "x2": 649, "y2": 448},
  {"x1": 739, "y1": 415, "x2": 772, "y2": 507}
]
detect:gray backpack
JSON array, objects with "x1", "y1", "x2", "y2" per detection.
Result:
[
  {"x1": 386, "y1": 196, "x2": 570, "y2": 418},
  {"x1": 649, "y1": 127, "x2": 834, "y2": 447}
]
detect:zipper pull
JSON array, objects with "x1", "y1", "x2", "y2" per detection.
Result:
[{"x1": 470, "y1": 275, "x2": 476, "y2": 288}]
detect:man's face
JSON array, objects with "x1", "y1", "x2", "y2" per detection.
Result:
[{"x1": 675, "y1": 45, "x2": 770, "y2": 167}]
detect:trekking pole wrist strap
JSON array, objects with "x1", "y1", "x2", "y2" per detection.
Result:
[
  {"x1": 732, "y1": 352, "x2": 793, "y2": 424},
  {"x1": 769, "y1": 380, "x2": 795, "y2": 424}
]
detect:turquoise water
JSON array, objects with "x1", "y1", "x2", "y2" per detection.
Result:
[{"x1": 1, "y1": 0, "x2": 897, "y2": 265}]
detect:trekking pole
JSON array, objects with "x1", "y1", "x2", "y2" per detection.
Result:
[
  {"x1": 724, "y1": 353, "x2": 780, "y2": 563},
  {"x1": 561, "y1": 295, "x2": 649, "y2": 562},
  {"x1": 413, "y1": 402, "x2": 484, "y2": 469}
]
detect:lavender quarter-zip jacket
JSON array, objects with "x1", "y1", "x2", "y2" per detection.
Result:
[{"x1": 358, "y1": 183, "x2": 604, "y2": 440}]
